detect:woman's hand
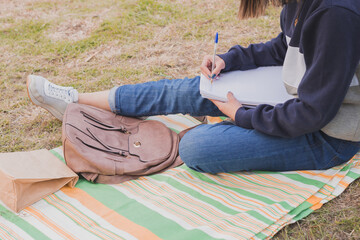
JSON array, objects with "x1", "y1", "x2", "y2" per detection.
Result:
[
  {"x1": 200, "y1": 55, "x2": 225, "y2": 80},
  {"x1": 210, "y1": 92, "x2": 242, "y2": 121}
]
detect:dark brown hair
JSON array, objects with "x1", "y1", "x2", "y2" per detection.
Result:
[{"x1": 238, "y1": 0, "x2": 291, "y2": 19}]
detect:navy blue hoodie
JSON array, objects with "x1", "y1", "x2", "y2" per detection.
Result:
[{"x1": 218, "y1": 0, "x2": 360, "y2": 140}]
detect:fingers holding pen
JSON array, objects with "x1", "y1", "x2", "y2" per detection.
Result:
[
  {"x1": 200, "y1": 55, "x2": 225, "y2": 80},
  {"x1": 200, "y1": 55, "x2": 212, "y2": 79},
  {"x1": 213, "y1": 56, "x2": 225, "y2": 77}
]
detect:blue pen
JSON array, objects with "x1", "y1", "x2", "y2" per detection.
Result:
[{"x1": 211, "y1": 32, "x2": 219, "y2": 84}]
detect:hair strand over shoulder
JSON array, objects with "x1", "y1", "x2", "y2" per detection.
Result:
[{"x1": 238, "y1": 0, "x2": 290, "y2": 19}]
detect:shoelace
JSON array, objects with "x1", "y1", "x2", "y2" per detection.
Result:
[{"x1": 46, "y1": 82, "x2": 74, "y2": 103}]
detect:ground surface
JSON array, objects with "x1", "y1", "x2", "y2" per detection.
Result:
[{"x1": 0, "y1": 0, "x2": 359, "y2": 239}]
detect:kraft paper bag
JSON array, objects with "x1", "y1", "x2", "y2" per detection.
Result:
[{"x1": 0, "y1": 149, "x2": 78, "y2": 213}]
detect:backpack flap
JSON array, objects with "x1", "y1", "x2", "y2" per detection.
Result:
[{"x1": 128, "y1": 121, "x2": 173, "y2": 162}]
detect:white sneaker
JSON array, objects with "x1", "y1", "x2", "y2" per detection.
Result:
[{"x1": 26, "y1": 75, "x2": 78, "y2": 121}]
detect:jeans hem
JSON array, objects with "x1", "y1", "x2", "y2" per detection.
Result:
[{"x1": 108, "y1": 86, "x2": 118, "y2": 113}]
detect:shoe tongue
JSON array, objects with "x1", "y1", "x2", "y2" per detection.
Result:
[
  {"x1": 46, "y1": 81, "x2": 78, "y2": 103},
  {"x1": 71, "y1": 89, "x2": 79, "y2": 103}
]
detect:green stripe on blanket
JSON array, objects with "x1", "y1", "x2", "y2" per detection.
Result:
[{"x1": 0, "y1": 114, "x2": 359, "y2": 240}]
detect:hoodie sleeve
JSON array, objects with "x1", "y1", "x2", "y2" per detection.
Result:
[
  {"x1": 234, "y1": 7, "x2": 360, "y2": 138},
  {"x1": 218, "y1": 32, "x2": 288, "y2": 71},
  {"x1": 218, "y1": 8, "x2": 288, "y2": 71}
]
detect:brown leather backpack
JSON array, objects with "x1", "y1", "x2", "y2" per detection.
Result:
[{"x1": 62, "y1": 103, "x2": 183, "y2": 184}]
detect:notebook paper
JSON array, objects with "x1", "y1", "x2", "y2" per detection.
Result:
[{"x1": 200, "y1": 66, "x2": 294, "y2": 107}]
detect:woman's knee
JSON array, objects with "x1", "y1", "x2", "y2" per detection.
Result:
[
  {"x1": 179, "y1": 126, "x2": 203, "y2": 169},
  {"x1": 178, "y1": 125, "x2": 217, "y2": 172}
]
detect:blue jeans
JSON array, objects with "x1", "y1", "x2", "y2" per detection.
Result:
[{"x1": 109, "y1": 76, "x2": 360, "y2": 173}]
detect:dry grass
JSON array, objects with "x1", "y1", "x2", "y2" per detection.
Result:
[{"x1": 0, "y1": 0, "x2": 359, "y2": 238}]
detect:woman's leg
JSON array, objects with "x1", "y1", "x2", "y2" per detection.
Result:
[
  {"x1": 109, "y1": 76, "x2": 223, "y2": 117},
  {"x1": 78, "y1": 91, "x2": 111, "y2": 111},
  {"x1": 27, "y1": 75, "x2": 223, "y2": 120},
  {"x1": 179, "y1": 121, "x2": 360, "y2": 173}
]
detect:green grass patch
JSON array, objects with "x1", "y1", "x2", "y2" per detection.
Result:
[{"x1": 0, "y1": 20, "x2": 49, "y2": 43}]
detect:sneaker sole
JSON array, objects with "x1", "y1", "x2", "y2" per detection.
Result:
[{"x1": 26, "y1": 75, "x2": 64, "y2": 121}]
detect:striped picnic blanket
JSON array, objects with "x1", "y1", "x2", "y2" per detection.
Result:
[{"x1": 1, "y1": 114, "x2": 359, "y2": 240}]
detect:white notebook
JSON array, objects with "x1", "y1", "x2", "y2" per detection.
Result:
[{"x1": 200, "y1": 66, "x2": 294, "y2": 107}]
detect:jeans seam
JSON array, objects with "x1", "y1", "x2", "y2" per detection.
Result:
[
  {"x1": 187, "y1": 145, "x2": 313, "y2": 167},
  {"x1": 321, "y1": 141, "x2": 344, "y2": 170},
  {"x1": 308, "y1": 139, "x2": 322, "y2": 149},
  {"x1": 311, "y1": 140, "x2": 339, "y2": 170},
  {"x1": 320, "y1": 155, "x2": 340, "y2": 170}
]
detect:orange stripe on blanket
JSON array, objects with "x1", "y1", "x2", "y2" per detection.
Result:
[
  {"x1": 61, "y1": 186, "x2": 161, "y2": 240},
  {"x1": 0, "y1": 231, "x2": 10, "y2": 240},
  {"x1": 206, "y1": 117, "x2": 224, "y2": 123},
  {"x1": 46, "y1": 194, "x2": 116, "y2": 240},
  {"x1": 338, "y1": 180, "x2": 350, "y2": 189},
  {"x1": 300, "y1": 170, "x2": 345, "y2": 181},
  {"x1": 310, "y1": 202, "x2": 323, "y2": 211},
  {"x1": 161, "y1": 116, "x2": 192, "y2": 129},
  {"x1": 25, "y1": 207, "x2": 77, "y2": 240},
  {"x1": 0, "y1": 223, "x2": 22, "y2": 240},
  {"x1": 176, "y1": 172, "x2": 279, "y2": 223},
  {"x1": 179, "y1": 171, "x2": 252, "y2": 210},
  {"x1": 306, "y1": 195, "x2": 322, "y2": 206}
]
